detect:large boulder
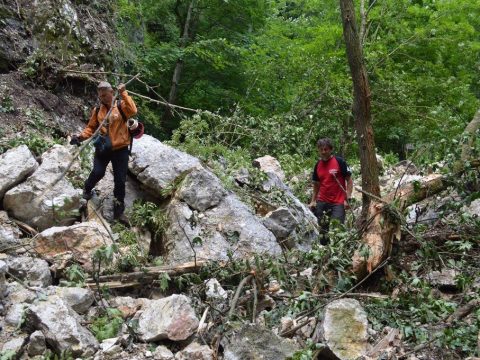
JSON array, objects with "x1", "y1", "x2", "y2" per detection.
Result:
[
  {"x1": 33, "y1": 221, "x2": 112, "y2": 271},
  {"x1": 26, "y1": 295, "x2": 99, "y2": 357},
  {"x1": 0, "y1": 145, "x2": 38, "y2": 200},
  {"x1": 129, "y1": 135, "x2": 201, "y2": 194},
  {"x1": 3, "y1": 145, "x2": 82, "y2": 231},
  {"x1": 252, "y1": 158, "x2": 319, "y2": 250},
  {"x1": 322, "y1": 298, "x2": 368, "y2": 360},
  {"x1": 223, "y1": 324, "x2": 298, "y2": 360},
  {"x1": 164, "y1": 195, "x2": 282, "y2": 264},
  {"x1": 6, "y1": 256, "x2": 52, "y2": 287},
  {"x1": 137, "y1": 294, "x2": 199, "y2": 342},
  {"x1": 0, "y1": 211, "x2": 22, "y2": 253}
]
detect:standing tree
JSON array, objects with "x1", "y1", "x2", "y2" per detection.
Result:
[
  {"x1": 162, "y1": 0, "x2": 197, "y2": 128},
  {"x1": 339, "y1": 0, "x2": 380, "y2": 216},
  {"x1": 339, "y1": 0, "x2": 401, "y2": 278}
]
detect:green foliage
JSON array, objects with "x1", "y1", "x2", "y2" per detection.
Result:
[
  {"x1": 90, "y1": 308, "x2": 124, "y2": 341},
  {"x1": 111, "y1": 223, "x2": 149, "y2": 272},
  {"x1": 0, "y1": 350, "x2": 15, "y2": 360},
  {"x1": 62, "y1": 264, "x2": 87, "y2": 287},
  {"x1": 130, "y1": 200, "x2": 168, "y2": 243},
  {"x1": 0, "y1": 86, "x2": 14, "y2": 113}
]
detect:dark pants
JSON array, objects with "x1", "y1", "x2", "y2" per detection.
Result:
[
  {"x1": 84, "y1": 147, "x2": 129, "y2": 203},
  {"x1": 315, "y1": 201, "x2": 346, "y2": 245}
]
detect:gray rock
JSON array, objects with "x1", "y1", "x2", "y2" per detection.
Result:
[
  {"x1": 137, "y1": 294, "x2": 199, "y2": 342},
  {"x1": 99, "y1": 337, "x2": 122, "y2": 357},
  {"x1": 176, "y1": 168, "x2": 227, "y2": 212},
  {"x1": 174, "y1": 342, "x2": 213, "y2": 360},
  {"x1": 1, "y1": 335, "x2": 27, "y2": 356},
  {"x1": 129, "y1": 135, "x2": 201, "y2": 194},
  {"x1": 6, "y1": 283, "x2": 37, "y2": 304},
  {"x1": 6, "y1": 256, "x2": 51, "y2": 287},
  {"x1": 27, "y1": 330, "x2": 46, "y2": 357},
  {"x1": 164, "y1": 195, "x2": 282, "y2": 264},
  {"x1": 263, "y1": 207, "x2": 297, "y2": 240},
  {"x1": 205, "y1": 278, "x2": 228, "y2": 301},
  {"x1": 465, "y1": 198, "x2": 480, "y2": 218},
  {"x1": 3, "y1": 145, "x2": 82, "y2": 231},
  {"x1": 34, "y1": 221, "x2": 112, "y2": 271},
  {"x1": 322, "y1": 298, "x2": 368, "y2": 360},
  {"x1": 0, "y1": 211, "x2": 23, "y2": 253},
  {"x1": 55, "y1": 287, "x2": 95, "y2": 314},
  {"x1": 223, "y1": 324, "x2": 298, "y2": 360},
  {"x1": 0, "y1": 145, "x2": 38, "y2": 200},
  {"x1": 253, "y1": 155, "x2": 286, "y2": 182},
  {"x1": 426, "y1": 269, "x2": 459, "y2": 290},
  {"x1": 153, "y1": 345, "x2": 174, "y2": 360},
  {"x1": 26, "y1": 295, "x2": 99, "y2": 357},
  {"x1": 5, "y1": 303, "x2": 28, "y2": 327},
  {"x1": 0, "y1": 260, "x2": 7, "y2": 299}
]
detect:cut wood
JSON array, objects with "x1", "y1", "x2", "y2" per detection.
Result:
[{"x1": 85, "y1": 260, "x2": 205, "y2": 289}]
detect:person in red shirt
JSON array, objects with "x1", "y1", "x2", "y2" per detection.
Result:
[{"x1": 309, "y1": 138, "x2": 353, "y2": 245}]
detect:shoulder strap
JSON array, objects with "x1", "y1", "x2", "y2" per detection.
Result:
[
  {"x1": 117, "y1": 99, "x2": 127, "y2": 122},
  {"x1": 335, "y1": 156, "x2": 349, "y2": 178}
]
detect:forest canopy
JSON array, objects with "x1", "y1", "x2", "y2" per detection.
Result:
[{"x1": 114, "y1": 0, "x2": 480, "y2": 168}]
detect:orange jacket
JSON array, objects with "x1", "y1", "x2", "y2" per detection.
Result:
[{"x1": 79, "y1": 91, "x2": 137, "y2": 151}]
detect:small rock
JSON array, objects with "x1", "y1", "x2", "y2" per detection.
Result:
[
  {"x1": 0, "y1": 260, "x2": 7, "y2": 298},
  {"x1": 426, "y1": 269, "x2": 459, "y2": 290},
  {"x1": 223, "y1": 324, "x2": 298, "y2": 360},
  {"x1": 55, "y1": 287, "x2": 95, "y2": 314},
  {"x1": 263, "y1": 207, "x2": 296, "y2": 240},
  {"x1": 205, "y1": 278, "x2": 228, "y2": 300},
  {"x1": 174, "y1": 342, "x2": 213, "y2": 360},
  {"x1": 176, "y1": 168, "x2": 227, "y2": 212},
  {"x1": 100, "y1": 337, "x2": 121, "y2": 355},
  {"x1": 2, "y1": 335, "x2": 27, "y2": 355},
  {"x1": 153, "y1": 345, "x2": 174, "y2": 360},
  {"x1": 253, "y1": 155, "x2": 286, "y2": 182},
  {"x1": 137, "y1": 294, "x2": 199, "y2": 342},
  {"x1": 27, "y1": 330, "x2": 46, "y2": 356},
  {"x1": 5, "y1": 303, "x2": 28, "y2": 327},
  {"x1": 0, "y1": 211, "x2": 23, "y2": 253},
  {"x1": 321, "y1": 298, "x2": 368, "y2": 360}
]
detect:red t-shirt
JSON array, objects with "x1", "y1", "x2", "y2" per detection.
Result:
[{"x1": 312, "y1": 156, "x2": 349, "y2": 204}]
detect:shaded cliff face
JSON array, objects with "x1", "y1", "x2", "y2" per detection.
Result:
[
  {"x1": 0, "y1": 0, "x2": 116, "y2": 78},
  {"x1": 0, "y1": 0, "x2": 119, "y2": 149}
]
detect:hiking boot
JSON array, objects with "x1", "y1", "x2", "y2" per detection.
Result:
[
  {"x1": 113, "y1": 200, "x2": 125, "y2": 220},
  {"x1": 82, "y1": 189, "x2": 93, "y2": 200}
]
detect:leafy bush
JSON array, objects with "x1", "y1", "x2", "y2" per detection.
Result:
[{"x1": 90, "y1": 308, "x2": 124, "y2": 341}]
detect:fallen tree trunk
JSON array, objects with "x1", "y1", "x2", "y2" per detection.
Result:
[
  {"x1": 353, "y1": 110, "x2": 480, "y2": 277},
  {"x1": 85, "y1": 261, "x2": 205, "y2": 289}
]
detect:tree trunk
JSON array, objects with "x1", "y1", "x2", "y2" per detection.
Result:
[
  {"x1": 162, "y1": 0, "x2": 196, "y2": 128},
  {"x1": 339, "y1": 0, "x2": 380, "y2": 216}
]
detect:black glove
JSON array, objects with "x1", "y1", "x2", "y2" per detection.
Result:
[{"x1": 70, "y1": 135, "x2": 81, "y2": 146}]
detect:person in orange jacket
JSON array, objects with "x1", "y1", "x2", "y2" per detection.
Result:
[{"x1": 70, "y1": 81, "x2": 138, "y2": 220}]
